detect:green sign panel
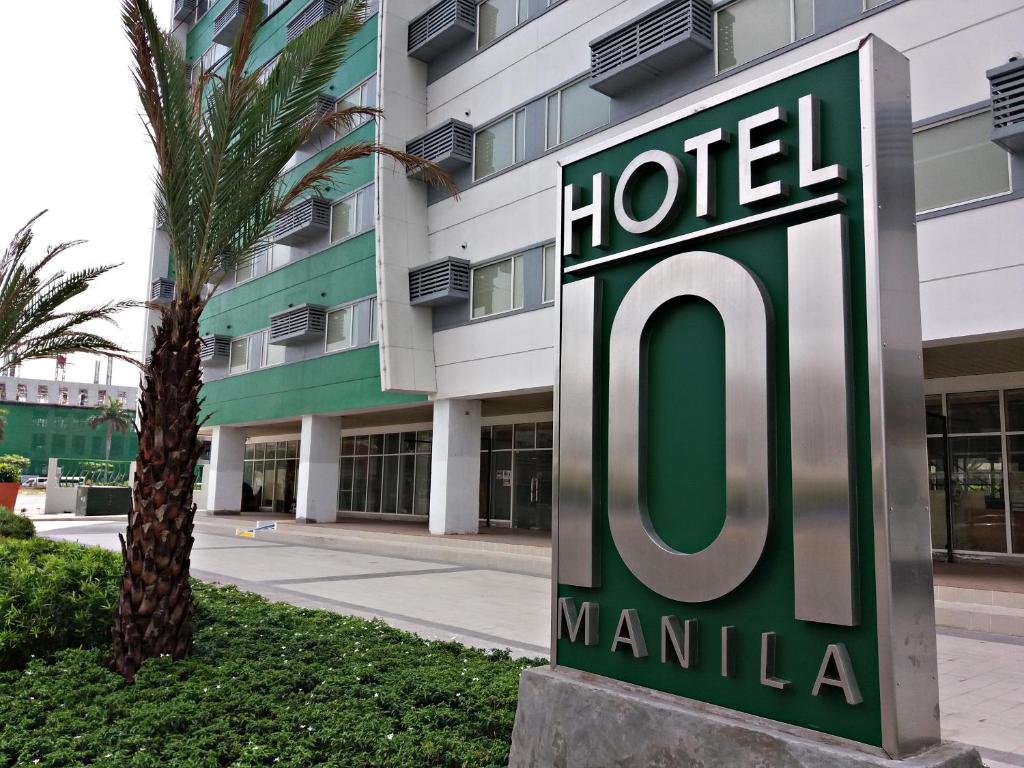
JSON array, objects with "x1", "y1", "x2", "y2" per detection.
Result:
[{"x1": 553, "y1": 39, "x2": 939, "y2": 758}]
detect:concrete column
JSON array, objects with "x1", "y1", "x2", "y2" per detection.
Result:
[
  {"x1": 296, "y1": 414, "x2": 342, "y2": 523},
  {"x1": 428, "y1": 398, "x2": 482, "y2": 535},
  {"x1": 206, "y1": 426, "x2": 246, "y2": 515}
]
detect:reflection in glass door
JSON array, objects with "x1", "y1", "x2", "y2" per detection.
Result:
[{"x1": 514, "y1": 450, "x2": 552, "y2": 530}]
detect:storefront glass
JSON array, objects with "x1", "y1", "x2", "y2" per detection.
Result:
[
  {"x1": 480, "y1": 421, "x2": 553, "y2": 530},
  {"x1": 339, "y1": 430, "x2": 431, "y2": 515},
  {"x1": 242, "y1": 439, "x2": 299, "y2": 513}
]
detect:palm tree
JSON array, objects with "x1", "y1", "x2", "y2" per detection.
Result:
[
  {"x1": 88, "y1": 396, "x2": 136, "y2": 462},
  {"x1": 0, "y1": 212, "x2": 132, "y2": 374},
  {"x1": 115, "y1": 0, "x2": 453, "y2": 680}
]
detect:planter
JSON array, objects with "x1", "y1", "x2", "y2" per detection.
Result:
[
  {"x1": 74, "y1": 486, "x2": 132, "y2": 516},
  {"x1": 0, "y1": 482, "x2": 18, "y2": 511}
]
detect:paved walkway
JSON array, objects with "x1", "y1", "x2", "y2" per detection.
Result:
[{"x1": 27, "y1": 515, "x2": 1024, "y2": 767}]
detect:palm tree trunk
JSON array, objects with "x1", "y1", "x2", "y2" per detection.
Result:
[
  {"x1": 111, "y1": 297, "x2": 204, "y2": 682},
  {"x1": 104, "y1": 424, "x2": 112, "y2": 461}
]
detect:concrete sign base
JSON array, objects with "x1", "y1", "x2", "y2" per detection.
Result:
[{"x1": 509, "y1": 667, "x2": 983, "y2": 768}]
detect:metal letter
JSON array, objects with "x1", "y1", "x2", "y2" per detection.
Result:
[
  {"x1": 812, "y1": 643, "x2": 863, "y2": 705},
  {"x1": 610, "y1": 608, "x2": 648, "y2": 658},
  {"x1": 607, "y1": 250, "x2": 772, "y2": 603},
  {"x1": 558, "y1": 277, "x2": 602, "y2": 587},
  {"x1": 738, "y1": 106, "x2": 789, "y2": 206},
  {"x1": 563, "y1": 173, "x2": 611, "y2": 256},
  {"x1": 557, "y1": 597, "x2": 599, "y2": 646},
  {"x1": 798, "y1": 95, "x2": 846, "y2": 188},
  {"x1": 613, "y1": 150, "x2": 686, "y2": 235},
  {"x1": 789, "y1": 214, "x2": 858, "y2": 626},
  {"x1": 721, "y1": 625, "x2": 736, "y2": 677},
  {"x1": 661, "y1": 616, "x2": 698, "y2": 668},
  {"x1": 684, "y1": 128, "x2": 731, "y2": 219},
  {"x1": 760, "y1": 632, "x2": 792, "y2": 690}
]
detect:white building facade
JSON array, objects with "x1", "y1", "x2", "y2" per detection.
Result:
[{"x1": 155, "y1": 0, "x2": 1024, "y2": 558}]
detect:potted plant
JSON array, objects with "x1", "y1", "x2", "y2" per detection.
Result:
[{"x1": 0, "y1": 463, "x2": 20, "y2": 511}]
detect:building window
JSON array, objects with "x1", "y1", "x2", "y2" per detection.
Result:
[
  {"x1": 243, "y1": 439, "x2": 300, "y2": 514},
  {"x1": 335, "y1": 75, "x2": 378, "y2": 139},
  {"x1": 329, "y1": 185, "x2": 375, "y2": 243},
  {"x1": 261, "y1": 330, "x2": 286, "y2": 368},
  {"x1": 545, "y1": 79, "x2": 611, "y2": 149},
  {"x1": 117, "y1": 392, "x2": 127, "y2": 406},
  {"x1": 78, "y1": 389, "x2": 89, "y2": 406},
  {"x1": 37, "y1": 386, "x2": 48, "y2": 403},
  {"x1": 474, "y1": 110, "x2": 525, "y2": 180},
  {"x1": 326, "y1": 306, "x2": 355, "y2": 352},
  {"x1": 257, "y1": 55, "x2": 280, "y2": 84},
  {"x1": 864, "y1": 0, "x2": 892, "y2": 8},
  {"x1": 191, "y1": 42, "x2": 229, "y2": 84},
  {"x1": 228, "y1": 337, "x2": 250, "y2": 375},
  {"x1": 716, "y1": 0, "x2": 814, "y2": 72},
  {"x1": 16, "y1": 384, "x2": 28, "y2": 402},
  {"x1": 480, "y1": 421, "x2": 553, "y2": 529},
  {"x1": 339, "y1": 430, "x2": 432, "y2": 515},
  {"x1": 913, "y1": 111, "x2": 1011, "y2": 213},
  {"x1": 477, "y1": 0, "x2": 527, "y2": 48},
  {"x1": 368, "y1": 297, "x2": 378, "y2": 342},
  {"x1": 542, "y1": 244, "x2": 557, "y2": 304},
  {"x1": 0, "y1": 383, "x2": 5, "y2": 400},
  {"x1": 58, "y1": 388, "x2": 69, "y2": 405},
  {"x1": 472, "y1": 255, "x2": 524, "y2": 319}
]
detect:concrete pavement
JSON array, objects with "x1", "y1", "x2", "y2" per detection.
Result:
[{"x1": 28, "y1": 515, "x2": 1024, "y2": 767}]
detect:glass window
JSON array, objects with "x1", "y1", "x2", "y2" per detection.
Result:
[
  {"x1": 947, "y1": 391, "x2": 1001, "y2": 434},
  {"x1": 477, "y1": 0, "x2": 527, "y2": 47},
  {"x1": 950, "y1": 435, "x2": 1006, "y2": 552},
  {"x1": 369, "y1": 434, "x2": 385, "y2": 455},
  {"x1": 542, "y1": 244, "x2": 557, "y2": 303},
  {"x1": 913, "y1": 112, "x2": 1010, "y2": 213},
  {"x1": 368, "y1": 298, "x2": 378, "y2": 342},
  {"x1": 1007, "y1": 435, "x2": 1024, "y2": 553},
  {"x1": 474, "y1": 110, "x2": 525, "y2": 180},
  {"x1": 261, "y1": 330, "x2": 286, "y2": 368},
  {"x1": 536, "y1": 422, "x2": 554, "y2": 449},
  {"x1": 335, "y1": 75, "x2": 378, "y2": 138},
  {"x1": 1006, "y1": 390, "x2": 1024, "y2": 433},
  {"x1": 228, "y1": 337, "x2": 250, "y2": 374},
  {"x1": 492, "y1": 424, "x2": 514, "y2": 451},
  {"x1": 546, "y1": 79, "x2": 612, "y2": 149},
  {"x1": 514, "y1": 423, "x2": 535, "y2": 449},
  {"x1": 864, "y1": 0, "x2": 892, "y2": 8},
  {"x1": 326, "y1": 306, "x2": 354, "y2": 352},
  {"x1": 330, "y1": 185, "x2": 374, "y2": 243},
  {"x1": 471, "y1": 255, "x2": 524, "y2": 319},
  {"x1": 925, "y1": 394, "x2": 945, "y2": 436},
  {"x1": 341, "y1": 435, "x2": 356, "y2": 456},
  {"x1": 716, "y1": 0, "x2": 813, "y2": 72}
]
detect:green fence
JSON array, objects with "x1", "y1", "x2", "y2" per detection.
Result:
[{"x1": 56, "y1": 459, "x2": 132, "y2": 488}]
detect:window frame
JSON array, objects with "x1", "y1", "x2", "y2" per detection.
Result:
[
  {"x1": 476, "y1": 0, "x2": 527, "y2": 50},
  {"x1": 329, "y1": 183, "x2": 375, "y2": 244},
  {"x1": 260, "y1": 329, "x2": 287, "y2": 369},
  {"x1": 228, "y1": 336, "x2": 252, "y2": 375},
  {"x1": 541, "y1": 243, "x2": 557, "y2": 304},
  {"x1": 325, "y1": 304, "x2": 357, "y2": 353},
  {"x1": 912, "y1": 108, "x2": 1013, "y2": 215},
  {"x1": 713, "y1": 0, "x2": 814, "y2": 75},
  {"x1": 472, "y1": 109, "x2": 526, "y2": 181},
  {"x1": 334, "y1": 74, "x2": 378, "y2": 140},
  {"x1": 470, "y1": 253, "x2": 525, "y2": 320}
]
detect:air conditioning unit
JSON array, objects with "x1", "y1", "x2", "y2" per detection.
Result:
[
  {"x1": 199, "y1": 335, "x2": 232, "y2": 364},
  {"x1": 173, "y1": 0, "x2": 197, "y2": 22},
  {"x1": 150, "y1": 278, "x2": 175, "y2": 305},
  {"x1": 988, "y1": 58, "x2": 1024, "y2": 154},
  {"x1": 406, "y1": 119, "x2": 473, "y2": 178},
  {"x1": 407, "y1": 0, "x2": 475, "y2": 62},
  {"x1": 273, "y1": 197, "x2": 331, "y2": 245},
  {"x1": 287, "y1": 0, "x2": 340, "y2": 42},
  {"x1": 408, "y1": 257, "x2": 470, "y2": 306},
  {"x1": 589, "y1": 0, "x2": 713, "y2": 96},
  {"x1": 213, "y1": 0, "x2": 250, "y2": 45},
  {"x1": 268, "y1": 304, "x2": 328, "y2": 345}
]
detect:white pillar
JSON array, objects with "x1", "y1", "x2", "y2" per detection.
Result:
[
  {"x1": 429, "y1": 398, "x2": 482, "y2": 535},
  {"x1": 206, "y1": 426, "x2": 246, "y2": 514},
  {"x1": 296, "y1": 414, "x2": 341, "y2": 523}
]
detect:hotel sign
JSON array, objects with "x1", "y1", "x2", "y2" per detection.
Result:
[{"x1": 554, "y1": 38, "x2": 939, "y2": 758}]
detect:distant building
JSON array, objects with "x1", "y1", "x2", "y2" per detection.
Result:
[{"x1": 0, "y1": 375, "x2": 139, "y2": 476}]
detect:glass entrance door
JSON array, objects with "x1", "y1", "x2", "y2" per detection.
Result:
[{"x1": 513, "y1": 450, "x2": 552, "y2": 530}]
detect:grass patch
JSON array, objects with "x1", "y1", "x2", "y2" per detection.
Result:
[{"x1": 0, "y1": 540, "x2": 540, "y2": 767}]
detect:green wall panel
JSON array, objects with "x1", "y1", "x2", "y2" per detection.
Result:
[
  {"x1": 0, "y1": 403, "x2": 139, "y2": 476},
  {"x1": 199, "y1": 346, "x2": 423, "y2": 426}
]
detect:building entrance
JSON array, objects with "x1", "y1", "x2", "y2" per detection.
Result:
[
  {"x1": 480, "y1": 421, "x2": 553, "y2": 530},
  {"x1": 242, "y1": 439, "x2": 298, "y2": 514}
]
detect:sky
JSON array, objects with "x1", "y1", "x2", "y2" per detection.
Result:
[{"x1": 0, "y1": 2, "x2": 157, "y2": 388}]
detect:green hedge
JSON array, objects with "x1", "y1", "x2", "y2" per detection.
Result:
[
  {"x1": 0, "y1": 506, "x2": 35, "y2": 539},
  {"x1": 0, "y1": 540, "x2": 540, "y2": 767},
  {"x1": 0, "y1": 538, "x2": 121, "y2": 669}
]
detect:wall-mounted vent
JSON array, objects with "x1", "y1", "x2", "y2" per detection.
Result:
[
  {"x1": 213, "y1": 0, "x2": 249, "y2": 45},
  {"x1": 589, "y1": 0, "x2": 712, "y2": 96},
  {"x1": 199, "y1": 335, "x2": 232, "y2": 364},
  {"x1": 269, "y1": 304, "x2": 328, "y2": 345},
  {"x1": 273, "y1": 197, "x2": 331, "y2": 245},
  {"x1": 988, "y1": 59, "x2": 1024, "y2": 154},
  {"x1": 305, "y1": 93, "x2": 336, "y2": 130},
  {"x1": 287, "y1": 0, "x2": 339, "y2": 42},
  {"x1": 406, "y1": 119, "x2": 473, "y2": 178},
  {"x1": 150, "y1": 278, "x2": 175, "y2": 305},
  {"x1": 407, "y1": 0, "x2": 476, "y2": 62},
  {"x1": 408, "y1": 257, "x2": 470, "y2": 306},
  {"x1": 173, "y1": 0, "x2": 196, "y2": 22}
]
